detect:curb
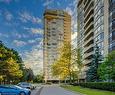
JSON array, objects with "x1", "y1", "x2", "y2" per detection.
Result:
[{"x1": 36, "y1": 86, "x2": 43, "y2": 95}]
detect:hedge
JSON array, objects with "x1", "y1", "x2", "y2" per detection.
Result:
[{"x1": 73, "y1": 82, "x2": 115, "y2": 91}]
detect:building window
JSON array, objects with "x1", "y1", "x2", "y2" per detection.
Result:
[{"x1": 112, "y1": 31, "x2": 115, "y2": 40}]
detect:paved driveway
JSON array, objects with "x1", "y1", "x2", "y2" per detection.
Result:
[{"x1": 40, "y1": 85, "x2": 81, "y2": 95}]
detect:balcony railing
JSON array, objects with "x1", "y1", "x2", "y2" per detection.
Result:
[
  {"x1": 84, "y1": 51, "x2": 94, "y2": 59},
  {"x1": 84, "y1": 36, "x2": 93, "y2": 46}
]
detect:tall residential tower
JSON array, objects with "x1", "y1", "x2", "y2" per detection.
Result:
[
  {"x1": 43, "y1": 10, "x2": 71, "y2": 82},
  {"x1": 77, "y1": 0, "x2": 109, "y2": 81}
]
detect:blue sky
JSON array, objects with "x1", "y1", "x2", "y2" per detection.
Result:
[{"x1": 0, "y1": 0, "x2": 77, "y2": 75}]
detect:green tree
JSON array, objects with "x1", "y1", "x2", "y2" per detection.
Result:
[
  {"x1": 26, "y1": 68, "x2": 34, "y2": 82},
  {"x1": 33, "y1": 74, "x2": 43, "y2": 83},
  {"x1": 6, "y1": 58, "x2": 23, "y2": 81},
  {"x1": 86, "y1": 44, "x2": 102, "y2": 82},
  {"x1": 52, "y1": 42, "x2": 72, "y2": 82},
  {"x1": 98, "y1": 51, "x2": 115, "y2": 82},
  {"x1": 71, "y1": 48, "x2": 83, "y2": 83},
  {"x1": 0, "y1": 41, "x2": 23, "y2": 83}
]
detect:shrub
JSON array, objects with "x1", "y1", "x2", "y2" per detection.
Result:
[{"x1": 73, "y1": 82, "x2": 115, "y2": 91}]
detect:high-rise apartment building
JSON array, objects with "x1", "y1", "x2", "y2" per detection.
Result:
[
  {"x1": 43, "y1": 9, "x2": 71, "y2": 82},
  {"x1": 109, "y1": 0, "x2": 115, "y2": 51},
  {"x1": 77, "y1": 0, "x2": 110, "y2": 81}
]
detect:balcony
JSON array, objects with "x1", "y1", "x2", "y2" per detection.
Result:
[
  {"x1": 84, "y1": 1, "x2": 93, "y2": 16},
  {"x1": 84, "y1": 7, "x2": 94, "y2": 20},
  {"x1": 84, "y1": 36, "x2": 93, "y2": 47},
  {"x1": 84, "y1": 22, "x2": 94, "y2": 35},
  {"x1": 84, "y1": 14, "x2": 93, "y2": 28},
  {"x1": 84, "y1": 44, "x2": 94, "y2": 53},
  {"x1": 84, "y1": 29, "x2": 93, "y2": 41},
  {"x1": 84, "y1": 0, "x2": 91, "y2": 10},
  {"x1": 84, "y1": 0, "x2": 88, "y2": 6},
  {"x1": 84, "y1": 59, "x2": 92, "y2": 65},
  {"x1": 84, "y1": 32, "x2": 93, "y2": 43},
  {"x1": 84, "y1": 51, "x2": 94, "y2": 59}
]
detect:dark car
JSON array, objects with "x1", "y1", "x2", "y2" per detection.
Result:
[
  {"x1": 0, "y1": 85, "x2": 31, "y2": 95},
  {"x1": 17, "y1": 82, "x2": 34, "y2": 90}
]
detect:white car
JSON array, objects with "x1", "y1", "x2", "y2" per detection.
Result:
[{"x1": 17, "y1": 82, "x2": 34, "y2": 90}]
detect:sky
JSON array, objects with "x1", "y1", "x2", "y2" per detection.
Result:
[{"x1": 0, "y1": 0, "x2": 77, "y2": 75}]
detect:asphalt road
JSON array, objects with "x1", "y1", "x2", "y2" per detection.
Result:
[
  {"x1": 39, "y1": 85, "x2": 81, "y2": 95},
  {"x1": 31, "y1": 86, "x2": 43, "y2": 95},
  {"x1": 31, "y1": 87, "x2": 40, "y2": 95}
]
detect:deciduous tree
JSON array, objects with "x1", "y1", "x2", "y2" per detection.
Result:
[{"x1": 98, "y1": 51, "x2": 115, "y2": 82}]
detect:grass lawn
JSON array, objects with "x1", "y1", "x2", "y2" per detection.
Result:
[{"x1": 62, "y1": 85, "x2": 115, "y2": 95}]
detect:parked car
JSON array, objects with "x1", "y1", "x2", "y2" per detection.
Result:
[
  {"x1": 17, "y1": 82, "x2": 34, "y2": 90},
  {"x1": 0, "y1": 85, "x2": 31, "y2": 95}
]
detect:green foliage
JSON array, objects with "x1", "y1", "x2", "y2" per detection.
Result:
[
  {"x1": 86, "y1": 44, "x2": 102, "y2": 82},
  {"x1": 77, "y1": 82, "x2": 115, "y2": 91},
  {"x1": 33, "y1": 74, "x2": 43, "y2": 83},
  {"x1": 52, "y1": 43, "x2": 83, "y2": 83},
  {"x1": 0, "y1": 41, "x2": 24, "y2": 83},
  {"x1": 51, "y1": 42, "x2": 72, "y2": 81},
  {"x1": 62, "y1": 85, "x2": 115, "y2": 95},
  {"x1": 71, "y1": 48, "x2": 83, "y2": 82},
  {"x1": 98, "y1": 51, "x2": 115, "y2": 81},
  {"x1": 26, "y1": 68, "x2": 34, "y2": 81}
]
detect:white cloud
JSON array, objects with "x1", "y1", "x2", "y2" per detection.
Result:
[
  {"x1": 71, "y1": 32, "x2": 77, "y2": 48},
  {"x1": 22, "y1": 34, "x2": 29, "y2": 38},
  {"x1": 28, "y1": 40, "x2": 36, "y2": 44},
  {"x1": 0, "y1": 33, "x2": 9, "y2": 38},
  {"x1": 13, "y1": 40, "x2": 27, "y2": 46},
  {"x1": 72, "y1": 32, "x2": 77, "y2": 40},
  {"x1": 4, "y1": 11, "x2": 13, "y2": 21},
  {"x1": 19, "y1": 11, "x2": 42, "y2": 24},
  {"x1": 28, "y1": 38, "x2": 41, "y2": 44},
  {"x1": 43, "y1": 0, "x2": 54, "y2": 7},
  {"x1": 57, "y1": 1, "x2": 61, "y2": 6},
  {"x1": 31, "y1": 28, "x2": 43, "y2": 34},
  {"x1": 65, "y1": 7, "x2": 73, "y2": 16},
  {"x1": 23, "y1": 39, "x2": 43, "y2": 75},
  {"x1": 15, "y1": 33, "x2": 22, "y2": 38},
  {"x1": 24, "y1": 27, "x2": 43, "y2": 35}
]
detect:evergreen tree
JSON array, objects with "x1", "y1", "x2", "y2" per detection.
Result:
[{"x1": 86, "y1": 44, "x2": 103, "y2": 82}]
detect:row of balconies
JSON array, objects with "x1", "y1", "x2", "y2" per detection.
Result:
[
  {"x1": 84, "y1": 0, "x2": 92, "y2": 12},
  {"x1": 84, "y1": 32, "x2": 93, "y2": 42},
  {"x1": 84, "y1": 44, "x2": 94, "y2": 53},
  {"x1": 84, "y1": 29, "x2": 93, "y2": 41},
  {"x1": 84, "y1": 51, "x2": 94, "y2": 59},
  {"x1": 84, "y1": 22, "x2": 94, "y2": 35},
  {"x1": 84, "y1": 36, "x2": 93, "y2": 47},
  {"x1": 84, "y1": 7, "x2": 94, "y2": 21},
  {"x1": 84, "y1": 0, "x2": 91, "y2": 10},
  {"x1": 84, "y1": 0, "x2": 88, "y2": 5},
  {"x1": 84, "y1": 9, "x2": 94, "y2": 23},
  {"x1": 84, "y1": 15, "x2": 94, "y2": 29},
  {"x1": 84, "y1": 1, "x2": 94, "y2": 16}
]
